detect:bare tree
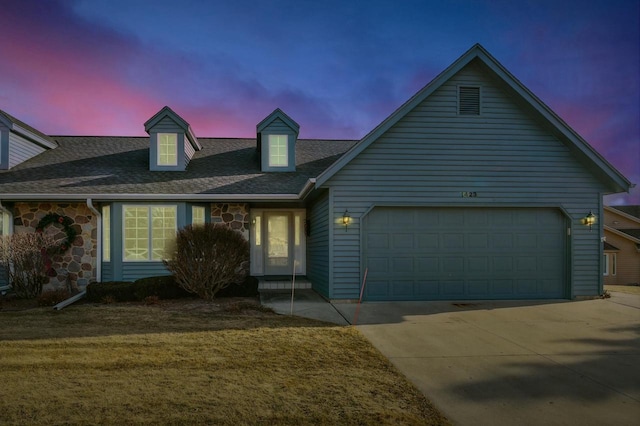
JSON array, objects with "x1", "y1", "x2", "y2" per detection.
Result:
[{"x1": 0, "y1": 233, "x2": 57, "y2": 299}]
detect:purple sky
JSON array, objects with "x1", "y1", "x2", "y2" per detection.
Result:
[{"x1": 0, "y1": 0, "x2": 638, "y2": 204}]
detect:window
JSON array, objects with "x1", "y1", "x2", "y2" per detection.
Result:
[
  {"x1": 0, "y1": 211, "x2": 10, "y2": 235},
  {"x1": 268, "y1": 134, "x2": 288, "y2": 167},
  {"x1": 157, "y1": 133, "x2": 178, "y2": 166},
  {"x1": 604, "y1": 253, "x2": 617, "y2": 276},
  {"x1": 611, "y1": 253, "x2": 618, "y2": 275},
  {"x1": 123, "y1": 206, "x2": 176, "y2": 261},
  {"x1": 458, "y1": 86, "x2": 480, "y2": 115},
  {"x1": 102, "y1": 205, "x2": 110, "y2": 262},
  {"x1": 192, "y1": 206, "x2": 205, "y2": 226}
]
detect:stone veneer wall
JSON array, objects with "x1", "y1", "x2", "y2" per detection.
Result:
[
  {"x1": 12, "y1": 202, "x2": 96, "y2": 291},
  {"x1": 210, "y1": 203, "x2": 249, "y2": 239}
]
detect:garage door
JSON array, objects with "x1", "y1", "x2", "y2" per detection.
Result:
[{"x1": 363, "y1": 207, "x2": 567, "y2": 300}]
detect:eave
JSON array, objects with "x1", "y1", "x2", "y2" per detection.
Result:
[
  {"x1": 315, "y1": 43, "x2": 632, "y2": 194},
  {"x1": 604, "y1": 206, "x2": 640, "y2": 225},
  {"x1": 604, "y1": 225, "x2": 640, "y2": 244}
]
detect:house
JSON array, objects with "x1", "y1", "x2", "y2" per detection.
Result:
[
  {"x1": 0, "y1": 44, "x2": 633, "y2": 301},
  {"x1": 603, "y1": 206, "x2": 640, "y2": 285}
]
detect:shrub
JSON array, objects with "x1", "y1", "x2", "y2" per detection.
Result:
[
  {"x1": 101, "y1": 295, "x2": 116, "y2": 304},
  {"x1": 143, "y1": 295, "x2": 160, "y2": 305},
  {"x1": 164, "y1": 224, "x2": 249, "y2": 300},
  {"x1": 134, "y1": 275, "x2": 192, "y2": 300},
  {"x1": 37, "y1": 288, "x2": 71, "y2": 307},
  {"x1": 0, "y1": 233, "x2": 57, "y2": 299},
  {"x1": 85, "y1": 276, "x2": 192, "y2": 303},
  {"x1": 216, "y1": 275, "x2": 259, "y2": 298}
]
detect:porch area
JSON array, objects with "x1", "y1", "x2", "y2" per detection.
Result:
[{"x1": 258, "y1": 277, "x2": 312, "y2": 291}]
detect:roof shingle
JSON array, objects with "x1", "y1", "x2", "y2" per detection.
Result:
[{"x1": 0, "y1": 136, "x2": 356, "y2": 198}]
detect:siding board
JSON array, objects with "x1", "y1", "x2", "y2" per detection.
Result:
[
  {"x1": 324, "y1": 61, "x2": 604, "y2": 299},
  {"x1": 307, "y1": 192, "x2": 330, "y2": 297},
  {"x1": 9, "y1": 132, "x2": 46, "y2": 168}
]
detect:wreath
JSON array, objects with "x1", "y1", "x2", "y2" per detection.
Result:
[{"x1": 36, "y1": 213, "x2": 77, "y2": 253}]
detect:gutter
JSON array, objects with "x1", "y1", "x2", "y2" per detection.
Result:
[
  {"x1": 53, "y1": 290, "x2": 86, "y2": 310},
  {"x1": 86, "y1": 199, "x2": 101, "y2": 283},
  {"x1": 0, "y1": 193, "x2": 304, "y2": 202},
  {"x1": 298, "y1": 178, "x2": 317, "y2": 200}
]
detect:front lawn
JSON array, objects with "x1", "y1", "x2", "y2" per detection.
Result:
[
  {"x1": 605, "y1": 285, "x2": 640, "y2": 295},
  {"x1": 0, "y1": 299, "x2": 448, "y2": 425}
]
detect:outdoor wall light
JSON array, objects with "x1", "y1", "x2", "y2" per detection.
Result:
[
  {"x1": 583, "y1": 211, "x2": 596, "y2": 231},
  {"x1": 342, "y1": 210, "x2": 351, "y2": 231}
]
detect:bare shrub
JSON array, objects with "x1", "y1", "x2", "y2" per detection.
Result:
[
  {"x1": 0, "y1": 233, "x2": 57, "y2": 299},
  {"x1": 164, "y1": 224, "x2": 249, "y2": 300},
  {"x1": 143, "y1": 295, "x2": 160, "y2": 305}
]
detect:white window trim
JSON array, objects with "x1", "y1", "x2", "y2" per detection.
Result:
[
  {"x1": 604, "y1": 253, "x2": 617, "y2": 276},
  {"x1": 0, "y1": 211, "x2": 10, "y2": 236},
  {"x1": 268, "y1": 134, "x2": 288, "y2": 167},
  {"x1": 192, "y1": 206, "x2": 205, "y2": 226},
  {"x1": 249, "y1": 208, "x2": 306, "y2": 276},
  {"x1": 157, "y1": 133, "x2": 178, "y2": 166},
  {"x1": 102, "y1": 205, "x2": 111, "y2": 262},
  {"x1": 122, "y1": 205, "x2": 177, "y2": 262}
]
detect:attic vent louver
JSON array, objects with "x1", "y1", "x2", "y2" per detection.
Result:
[{"x1": 458, "y1": 86, "x2": 480, "y2": 115}]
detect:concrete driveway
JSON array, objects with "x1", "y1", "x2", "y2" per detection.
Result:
[{"x1": 333, "y1": 292, "x2": 640, "y2": 426}]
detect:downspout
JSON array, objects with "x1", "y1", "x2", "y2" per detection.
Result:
[{"x1": 86, "y1": 198, "x2": 101, "y2": 283}]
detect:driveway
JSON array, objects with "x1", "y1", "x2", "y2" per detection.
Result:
[{"x1": 333, "y1": 292, "x2": 640, "y2": 426}]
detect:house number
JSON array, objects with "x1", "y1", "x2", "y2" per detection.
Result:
[{"x1": 461, "y1": 191, "x2": 477, "y2": 198}]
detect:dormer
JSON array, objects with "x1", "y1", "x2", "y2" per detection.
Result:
[
  {"x1": 144, "y1": 106, "x2": 201, "y2": 171},
  {"x1": 0, "y1": 109, "x2": 58, "y2": 170},
  {"x1": 256, "y1": 108, "x2": 299, "y2": 172}
]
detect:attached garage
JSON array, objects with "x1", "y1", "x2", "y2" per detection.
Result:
[{"x1": 363, "y1": 207, "x2": 568, "y2": 300}]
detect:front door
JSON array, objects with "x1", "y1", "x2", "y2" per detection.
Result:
[{"x1": 264, "y1": 212, "x2": 293, "y2": 275}]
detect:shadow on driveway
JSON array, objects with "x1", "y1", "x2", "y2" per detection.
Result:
[{"x1": 350, "y1": 292, "x2": 640, "y2": 426}]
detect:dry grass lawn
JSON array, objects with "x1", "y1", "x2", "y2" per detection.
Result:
[
  {"x1": 605, "y1": 285, "x2": 640, "y2": 295},
  {"x1": 0, "y1": 298, "x2": 449, "y2": 425}
]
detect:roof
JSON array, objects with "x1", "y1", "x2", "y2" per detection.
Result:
[
  {"x1": 0, "y1": 136, "x2": 355, "y2": 200},
  {"x1": 603, "y1": 241, "x2": 620, "y2": 251},
  {"x1": 315, "y1": 43, "x2": 632, "y2": 194},
  {"x1": 604, "y1": 225, "x2": 640, "y2": 244},
  {"x1": 619, "y1": 229, "x2": 640, "y2": 239},
  {"x1": 610, "y1": 205, "x2": 640, "y2": 220},
  {"x1": 144, "y1": 106, "x2": 201, "y2": 151},
  {"x1": 0, "y1": 109, "x2": 58, "y2": 148},
  {"x1": 257, "y1": 108, "x2": 300, "y2": 134}
]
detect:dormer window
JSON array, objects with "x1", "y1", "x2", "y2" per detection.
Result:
[
  {"x1": 144, "y1": 106, "x2": 201, "y2": 171},
  {"x1": 158, "y1": 133, "x2": 178, "y2": 166},
  {"x1": 256, "y1": 109, "x2": 299, "y2": 172},
  {"x1": 268, "y1": 135, "x2": 288, "y2": 167}
]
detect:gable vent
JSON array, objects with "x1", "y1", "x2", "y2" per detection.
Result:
[{"x1": 458, "y1": 86, "x2": 480, "y2": 115}]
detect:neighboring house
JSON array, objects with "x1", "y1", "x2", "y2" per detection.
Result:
[
  {"x1": 0, "y1": 44, "x2": 633, "y2": 301},
  {"x1": 603, "y1": 206, "x2": 640, "y2": 285}
]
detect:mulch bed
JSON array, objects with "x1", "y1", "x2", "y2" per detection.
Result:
[{"x1": 0, "y1": 294, "x2": 270, "y2": 314}]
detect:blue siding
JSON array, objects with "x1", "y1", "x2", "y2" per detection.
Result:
[
  {"x1": 323, "y1": 61, "x2": 607, "y2": 299},
  {"x1": 122, "y1": 262, "x2": 171, "y2": 281},
  {"x1": 101, "y1": 262, "x2": 114, "y2": 282},
  {"x1": 9, "y1": 132, "x2": 46, "y2": 169},
  {"x1": 307, "y1": 191, "x2": 330, "y2": 297},
  {"x1": 0, "y1": 266, "x2": 8, "y2": 287}
]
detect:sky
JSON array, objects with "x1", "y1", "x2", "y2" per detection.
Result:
[{"x1": 0, "y1": 0, "x2": 638, "y2": 204}]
